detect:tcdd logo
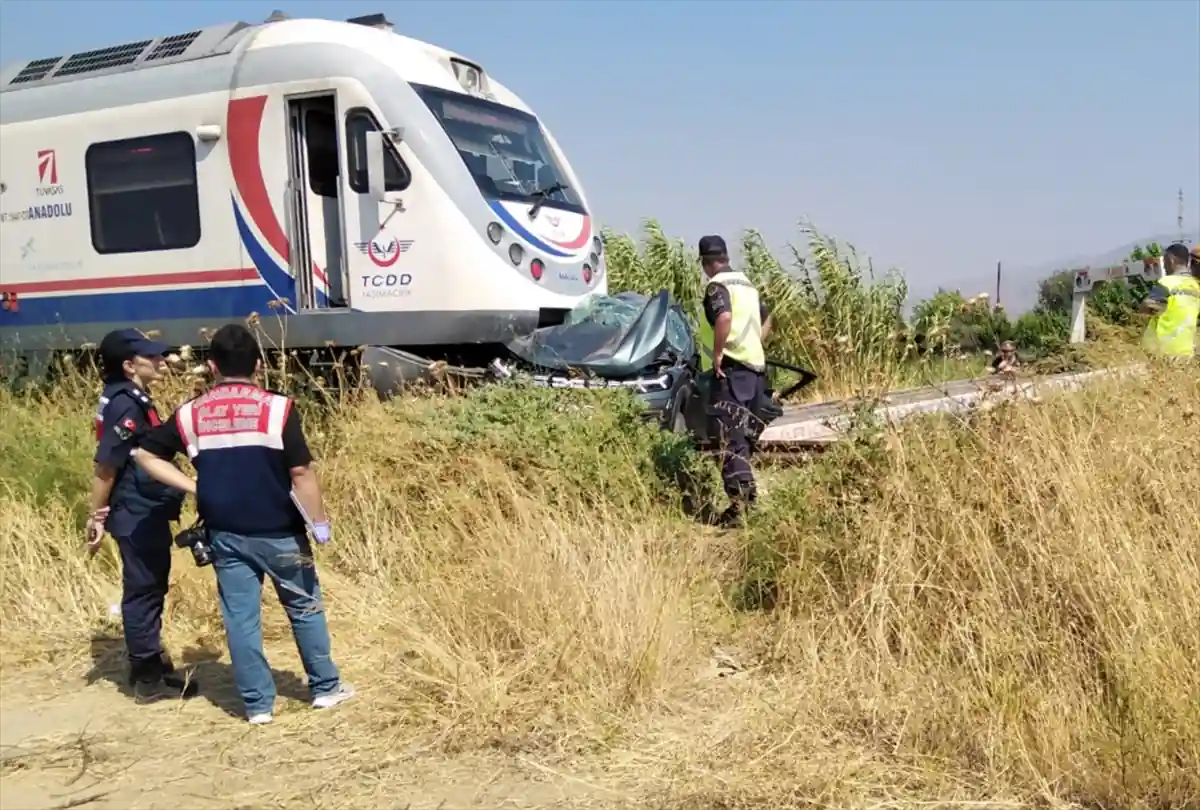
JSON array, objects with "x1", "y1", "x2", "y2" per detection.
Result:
[
  {"x1": 354, "y1": 236, "x2": 414, "y2": 269},
  {"x1": 360, "y1": 274, "x2": 412, "y2": 288}
]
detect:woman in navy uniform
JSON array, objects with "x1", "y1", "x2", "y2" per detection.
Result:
[{"x1": 85, "y1": 329, "x2": 198, "y2": 699}]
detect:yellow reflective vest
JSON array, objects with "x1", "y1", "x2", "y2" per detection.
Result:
[
  {"x1": 1142, "y1": 272, "x2": 1199, "y2": 358},
  {"x1": 698, "y1": 270, "x2": 766, "y2": 372}
]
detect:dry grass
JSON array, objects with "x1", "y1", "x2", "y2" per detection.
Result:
[{"x1": 1, "y1": 362, "x2": 1197, "y2": 809}]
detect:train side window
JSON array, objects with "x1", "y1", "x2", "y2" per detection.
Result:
[
  {"x1": 345, "y1": 108, "x2": 412, "y2": 194},
  {"x1": 304, "y1": 109, "x2": 340, "y2": 199},
  {"x1": 85, "y1": 131, "x2": 201, "y2": 255}
]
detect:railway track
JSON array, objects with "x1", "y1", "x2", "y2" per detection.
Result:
[{"x1": 757, "y1": 364, "x2": 1145, "y2": 451}]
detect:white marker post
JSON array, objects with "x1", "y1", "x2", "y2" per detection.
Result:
[{"x1": 1069, "y1": 256, "x2": 1164, "y2": 344}]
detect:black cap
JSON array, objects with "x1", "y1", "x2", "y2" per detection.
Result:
[
  {"x1": 99, "y1": 328, "x2": 170, "y2": 376},
  {"x1": 698, "y1": 235, "x2": 728, "y2": 259}
]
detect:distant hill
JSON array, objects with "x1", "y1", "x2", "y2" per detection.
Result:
[
  {"x1": 1000, "y1": 229, "x2": 1198, "y2": 314},
  {"x1": 1050, "y1": 230, "x2": 1198, "y2": 270}
]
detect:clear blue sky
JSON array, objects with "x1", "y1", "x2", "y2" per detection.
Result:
[{"x1": 2, "y1": 0, "x2": 1197, "y2": 308}]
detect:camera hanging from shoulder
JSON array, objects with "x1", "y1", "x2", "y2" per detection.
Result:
[{"x1": 174, "y1": 519, "x2": 213, "y2": 568}]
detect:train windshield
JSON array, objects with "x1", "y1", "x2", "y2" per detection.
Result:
[{"x1": 413, "y1": 84, "x2": 585, "y2": 213}]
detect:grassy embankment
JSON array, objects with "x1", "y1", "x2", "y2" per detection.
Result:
[{"x1": 0, "y1": 223, "x2": 1193, "y2": 808}]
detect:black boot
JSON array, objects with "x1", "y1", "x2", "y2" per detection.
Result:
[
  {"x1": 715, "y1": 488, "x2": 756, "y2": 530},
  {"x1": 128, "y1": 652, "x2": 199, "y2": 699},
  {"x1": 715, "y1": 506, "x2": 742, "y2": 529}
]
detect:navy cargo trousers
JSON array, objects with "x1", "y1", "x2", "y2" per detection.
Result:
[
  {"x1": 712, "y1": 364, "x2": 766, "y2": 503},
  {"x1": 113, "y1": 514, "x2": 174, "y2": 677}
]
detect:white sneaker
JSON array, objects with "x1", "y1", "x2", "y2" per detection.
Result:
[
  {"x1": 312, "y1": 682, "x2": 355, "y2": 710},
  {"x1": 248, "y1": 713, "x2": 274, "y2": 725}
]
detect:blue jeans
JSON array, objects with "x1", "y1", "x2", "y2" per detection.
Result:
[{"x1": 209, "y1": 531, "x2": 341, "y2": 715}]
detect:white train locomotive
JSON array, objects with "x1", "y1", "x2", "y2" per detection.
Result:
[{"x1": 0, "y1": 11, "x2": 606, "y2": 377}]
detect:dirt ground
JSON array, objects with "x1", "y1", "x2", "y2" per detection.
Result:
[{"x1": 0, "y1": 638, "x2": 646, "y2": 810}]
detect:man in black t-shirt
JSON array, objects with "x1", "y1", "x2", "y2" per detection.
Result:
[{"x1": 134, "y1": 324, "x2": 353, "y2": 725}]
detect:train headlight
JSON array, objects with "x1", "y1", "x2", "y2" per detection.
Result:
[
  {"x1": 589, "y1": 252, "x2": 599, "y2": 268},
  {"x1": 593, "y1": 236, "x2": 602, "y2": 255},
  {"x1": 582, "y1": 264, "x2": 593, "y2": 285},
  {"x1": 530, "y1": 259, "x2": 545, "y2": 281},
  {"x1": 508, "y1": 243, "x2": 524, "y2": 265},
  {"x1": 487, "y1": 222, "x2": 503, "y2": 244},
  {"x1": 451, "y1": 59, "x2": 483, "y2": 95}
]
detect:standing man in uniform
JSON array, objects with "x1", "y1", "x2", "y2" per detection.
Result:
[
  {"x1": 85, "y1": 329, "x2": 198, "y2": 699},
  {"x1": 1139, "y1": 242, "x2": 1199, "y2": 359},
  {"x1": 696, "y1": 235, "x2": 771, "y2": 529},
  {"x1": 132, "y1": 323, "x2": 353, "y2": 725}
]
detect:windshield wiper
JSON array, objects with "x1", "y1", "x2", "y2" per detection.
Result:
[
  {"x1": 527, "y1": 181, "x2": 569, "y2": 220},
  {"x1": 487, "y1": 139, "x2": 526, "y2": 193}
]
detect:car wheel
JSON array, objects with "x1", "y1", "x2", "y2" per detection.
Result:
[
  {"x1": 672, "y1": 406, "x2": 688, "y2": 435},
  {"x1": 665, "y1": 383, "x2": 693, "y2": 436}
]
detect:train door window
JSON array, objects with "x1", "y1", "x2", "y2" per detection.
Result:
[
  {"x1": 345, "y1": 108, "x2": 412, "y2": 193},
  {"x1": 85, "y1": 131, "x2": 201, "y2": 254},
  {"x1": 304, "y1": 108, "x2": 340, "y2": 199}
]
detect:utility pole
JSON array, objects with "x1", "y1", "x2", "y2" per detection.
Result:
[
  {"x1": 1178, "y1": 188, "x2": 1185, "y2": 242},
  {"x1": 995, "y1": 261, "x2": 1002, "y2": 308}
]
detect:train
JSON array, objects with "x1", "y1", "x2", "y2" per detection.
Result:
[{"x1": 0, "y1": 11, "x2": 606, "y2": 380}]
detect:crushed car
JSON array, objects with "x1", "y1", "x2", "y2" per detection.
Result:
[
  {"x1": 492, "y1": 290, "x2": 698, "y2": 431},
  {"x1": 363, "y1": 289, "x2": 818, "y2": 449}
]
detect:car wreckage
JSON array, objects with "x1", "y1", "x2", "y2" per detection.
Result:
[{"x1": 362, "y1": 290, "x2": 819, "y2": 449}]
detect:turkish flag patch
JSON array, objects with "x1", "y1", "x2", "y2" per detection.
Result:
[{"x1": 122, "y1": 418, "x2": 137, "y2": 432}]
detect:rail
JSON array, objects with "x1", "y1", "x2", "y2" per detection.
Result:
[{"x1": 758, "y1": 364, "x2": 1146, "y2": 449}]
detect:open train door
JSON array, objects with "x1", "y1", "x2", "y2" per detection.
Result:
[{"x1": 283, "y1": 93, "x2": 349, "y2": 309}]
